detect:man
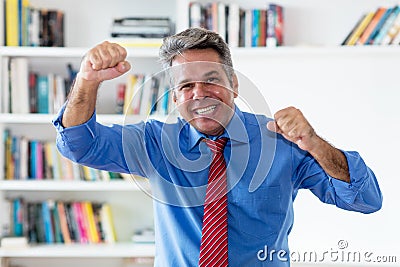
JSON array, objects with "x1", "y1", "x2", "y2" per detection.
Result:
[{"x1": 53, "y1": 28, "x2": 382, "y2": 266}]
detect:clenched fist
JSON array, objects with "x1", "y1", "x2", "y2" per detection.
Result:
[
  {"x1": 267, "y1": 107, "x2": 319, "y2": 152},
  {"x1": 79, "y1": 41, "x2": 131, "y2": 85}
]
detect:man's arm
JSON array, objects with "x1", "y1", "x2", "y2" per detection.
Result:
[
  {"x1": 62, "y1": 41, "x2": 131, "y2": 128},
  {"x1": 267, "y1": 106, "x2": 350, "y2": 183}
]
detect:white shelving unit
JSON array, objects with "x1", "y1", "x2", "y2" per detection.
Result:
[
  {"x1": 0, "y1": 243, "x2": 155, "y2": 258},
  {"x1": 1, "y1": 0, "x2": 400, "y2": 267}
]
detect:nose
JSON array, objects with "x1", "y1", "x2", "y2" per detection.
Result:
[{"x1": 192, "y1": 82, "x2": 209, "y2": 100}]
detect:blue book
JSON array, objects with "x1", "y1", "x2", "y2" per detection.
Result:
[
  {"x1": 18, "y1": 0, "x2": 22, "y2": 46},
  {"x1": 373, "y1": 5, "x2": 400, "y2": 44},
  {"x1": 251, "y1": 9, "x2": 260, "y2": 47},
  {"x1": 29, "y1": 140, "x2": 37, "y2": 179},
  {"x1": 42, "y1": 201, "x2": 54, "y2": 243},
  {"x1": 37, "y1": 75, "x2": 49, "y2": 114},
  {"x1": 161, "y1": 86, "x2": 170, "y2": 115},
  {"x1": 13, "y1": 198, "x2": 24, "y2": 236},
  {"x1": 366, "y1": 7, "x2": 394, "y2": 44}
]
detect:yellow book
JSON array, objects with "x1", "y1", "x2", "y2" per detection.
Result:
[
  {"x1": 81, "y1": 165, "x2": 92, "y2": 181},
  {"x1": 346, "y1": 11, "x2": 375, "y2": 45},
  {"x1": 44, "y1": 142, "x2": 54, "y2": 179},
  {"x1": 83, "y1": 201, "x2": 100, "y2": 243},
  {"x1": 123, "y1": 74, "x2": 138, "y2": 114},
  {"x1": 6, "y1": 0, "x2": 19, "y2": 46}
]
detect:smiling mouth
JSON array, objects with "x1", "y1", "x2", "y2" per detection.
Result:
[{"x1": 194, "y1": 105, "x2": 217, "y2": 115}]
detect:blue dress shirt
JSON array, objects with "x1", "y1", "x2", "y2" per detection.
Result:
[{"x1": 53, "y1": 105, "x2": 382, "y2": 266}]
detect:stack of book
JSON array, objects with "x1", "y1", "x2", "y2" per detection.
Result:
[
  {"x1": 109, "y1": 17, "x2": 173, "y2": 47},
  {"x1": 188, "y1": 2, "x2": 284, "y2": 48},
  {"x1": 3, "y1": 130, "x2": 123, "y2": 181},
  {"x1": 1, "y1": 58, "x2": 66, "y2": 114},
  {"x1": 342, "y1": 5, "x2": 400, "y2": 45},
  {"x1": 1, "y1": 198, "x2": 117, "y2": 245},
  {"x1": 2, "y1": 0, "x2": 64, "y2": 47},
  {"x1": 0, "y1": 57, "x2": 77, "y2": 114},
  {"x1": 118, "y1": 72, "x2": 175, "y2": 116}
]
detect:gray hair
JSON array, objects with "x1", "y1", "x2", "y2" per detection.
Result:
[{"x1": 159, "y1": 28, "x2": 233, "y2": 70}]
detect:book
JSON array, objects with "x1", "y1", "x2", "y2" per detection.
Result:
[
  {"x1": 46, "y1": 10, "x2": 64, "y2": 47},
  {"x1": 41, "y1": 200, "x2": 54, "y2": 243},
  {"x1": 100, "y1": 203, "x2": 116, "y2": 243},
  {"x1": 365, "y1": 7, "x2": 394, "y2": 45},
  {"x1": 29, "y1": 8, "x2": 40, "y2": 46},
  {"x1": 0, "y1": 0, "x2": 4, "y2": 45},
  {"x1": 65, "y1": 203, "x2": 79, "y2": 242},
  {"x1": 108, "y1": 37, "x2": 163, "y2": 48},
  {"x1": 390, "y1": 25, "x2": 400, "y2": 44},
  {"x1": 357, "y1": 7, "x2": 387, "y2": 45},
  {"x1": 217, "y1": 2, "x2": 227, "y2": 41},
  {"x1": 345, "y1": 11, "x2": 375, "y2": 45},
  {"x1": 13, "y1": 198, "x2": 24, "y2": 237},
  {"x1": 10, "y1": 57, "x2": 29, "y2": 113},
  {"x1": 57, "y1": 202, "x2": 72, "y2": 244},
  {"x1": 341, "y1": 13, "x2": 366, "y2": 45},
  {"x1": 189, "y1": 2, "x2": 203, "y2": 28},
  {"x1": 73, "y1": 202, "x2": 88, "y2": 243},
  {"x1": 27, "y1": 202, "x2": 37, "y2": 243},
  {"x1": 266, "y1": 4, "x2": 280, "y2": 47},
  {"x1": 1, "y1": 56, "x2": 10, "y2": 113},
  {"x1": 51, "y1": 201, "x2": 63, "y2": 243},
  {"x1": 37, "y1": 75, "x2": 49, "y2": 113},
  {"x1": 0, "y1": 199, "x2": 12, "y2": 238},
  {"x1": 228, "y1": 3, "x2": 240, "y2": 47},
  {"x1": 19, "y1": 136, "x2": 29, "y2": 180},
  {"x1": 21, "y1": 0, "x2": 30, "y2": 46},
  {"x1": 28, "y1": 72, "x2": 38, "y2": 113},
  {"x1": 113, "y1": 17, "x2": 172, "y2": 27},
  {"x1": 6, "y1": 0, "x2": 19, "y2": 46},
  {"x1": 251, "y1": 9, "x2": 260, "y2": 47},
  {"x1": 381, "y1": 10, "x2": 400, "y2": 44},
  {"x1": 0, "y1": 236, "x2": 28, "y2": 248},
  {"x1": 373, "y1": 5, "x2": 400, "y2": 45},
  {"x1": 82, "y1": 201, "x2": 100, "y2": 243}
]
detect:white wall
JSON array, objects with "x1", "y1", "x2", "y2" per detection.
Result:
[{"x1": 233, "y1": 49, "x2": 400, "y2": 264}]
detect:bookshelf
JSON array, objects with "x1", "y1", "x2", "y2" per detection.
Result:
[{"x1": 1, "y1": 0, "x2": 400, "y2": 267}]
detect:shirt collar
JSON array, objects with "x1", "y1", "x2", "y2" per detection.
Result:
[{"x1": 185, "y1": 105, "x2": 249, "y2": 151}]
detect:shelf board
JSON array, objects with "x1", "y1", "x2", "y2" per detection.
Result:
[
  {"x1": 0, "y1": 180, "x2": 150, "y2": 192},
  {"x1": 0, "y1": 242, "x2": 155, "y2": 258},
  {"x1": 0, "y1": 46, "x2": 159, "y2": 58},
  {"x1": 2, "y1": 45, "x2": 400, "y2": 59},
  {"x1": 0, "y1": 113, "x2": 170, "y2": 125},
  {"x1": 231, "y1": 45, "x2": 400, "y2": 57}
]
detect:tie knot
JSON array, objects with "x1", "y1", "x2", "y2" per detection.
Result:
[{"x1": 205, "y1": 138, "x2": 228, "y2": 153}]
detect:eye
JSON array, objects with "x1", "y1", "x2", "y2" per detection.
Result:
[
  {"x1": 206, "y1": 77, "x2": 220, "y2": 83},
  {"x1": 177, "y1": 82, "x2": 194, "y2": 91}
]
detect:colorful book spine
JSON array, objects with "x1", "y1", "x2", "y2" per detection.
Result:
[
  {"x1": 345, "y1": 11, "x2": 375, "y2": 45},
  {"x1": 357, "y1": 7, "x2": 387, "y2": 45},
  {"x1": 41, "y1": 200, "x2": 54, "y2": 243},
  {"x1": 373, "y1": 6, "x2": 400, "y2": 45},
  {"x1": 365, "y1": 7, "x2": 394, "y2": 45},
  {"x1": 6, "y1": 0, "x2": 19, "y2": 46}
]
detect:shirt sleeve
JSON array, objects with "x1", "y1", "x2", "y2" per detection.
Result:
[
  {"x1": 293, "y1": 145, "x2": 382, "y2": 214},
  {"x1": 52, "y1": 104, "x2": 148, "y2": 176}
]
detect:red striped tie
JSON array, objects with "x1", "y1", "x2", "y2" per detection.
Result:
[{"x1": 199, "y1": 138, "x2": 229, "y2": 267}]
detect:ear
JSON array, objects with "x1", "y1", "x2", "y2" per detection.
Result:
[
  {"x1": 232, "y1": 74, "x2": 239, "y2": 98},
  {"x1": 172, "y1": 90, "x2": 177, "y2": 103}
]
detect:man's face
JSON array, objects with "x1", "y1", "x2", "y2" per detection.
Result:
[{"x1": 171, "y1": 49, "x2": 238, "y2": 136}]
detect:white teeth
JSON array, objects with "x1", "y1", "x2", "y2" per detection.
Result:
[{"x1": 196, "y1": 105, "x2": 216, "y2": 115}]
